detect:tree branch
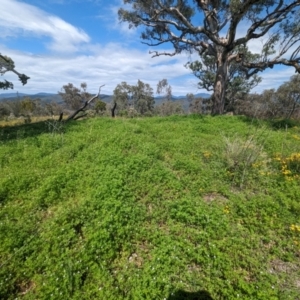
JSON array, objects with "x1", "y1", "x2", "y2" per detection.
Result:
[
  {"x1": 243, "y1": 58, "x2": 300, "y2": 78},
  {"x1": 0, "y1": 54, "x2": 30, "y2": 86},
  {"x1": 234, "y1": 0, "x2": 299, "y2": 47},
  {"x1": 149, "y1": 50, "x2": 177, "y2": 58},
  {"x1": 60, "y1": 84, "x2": 105, "y2": 122}
]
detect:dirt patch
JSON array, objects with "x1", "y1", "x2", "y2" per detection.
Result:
[
  {"x1": 17, "y1": 280, "x2": 36, "y2": 295},
  {"x1": 187, "y1": 263, "x2": 202, "y2": 273},
  {"x1": 128, "y1": 252, "x2": 143, "y2": 268},
  {"x1": 269, "y1": 259, "x2": 298, "y2": 274},
  {"x1": 203, "y1": 192, "x2": 228, "y2": 203},
  {"x1": 269, "y1": 259, "x2": 300, "y2": 291}
]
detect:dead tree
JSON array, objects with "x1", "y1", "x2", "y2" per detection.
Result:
[{"x1": 59, "y1": 84, "x2": 105, "y2": 122}]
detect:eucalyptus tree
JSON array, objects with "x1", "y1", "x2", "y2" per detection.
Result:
[
  {"x1": 186, "y1": 45, "x2": 262, "y2": 112},
  {"x1": 113, "y1": 80, "x2": 155, "y2": 115},
  {"x1": 113, "y1": 81, "x2": 132, "y2": 111},
  {"x1": 186, "y1": 93, "x2": 205, "y2": 113},
  {"x1": 119, "y1": 0, "x2": 300, "y2": 115},
  {"x1": 157, "y1": 79, "x2": 172, "y2": 101},
  {"x1": 0, "y1": 54, "x2": 29, "y2": 89},
  {"x1": 155, "y1": 79, "x2": 185, "y2": 115},
  {"x1": 94, "y1": 99, "x2": 107, "y2": 114},
  {"x1": 59, "y1": 82, "x2": 91, "y2": 110},
  {"x1": 276, "y1": 74, "x2": 300, "y2": 119},
  {"x1": 132, "y1": 80, "x2": 155, "y2": 114}
]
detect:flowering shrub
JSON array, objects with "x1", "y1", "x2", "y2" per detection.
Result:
[{"x1": 274, "y1": 152, "x2": 300, "y2": 180}]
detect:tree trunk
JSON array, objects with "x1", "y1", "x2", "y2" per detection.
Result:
[
  {"x1": 111, "y1": 102, "x2": 117, "y2": 118},
  {"x1": 211, "y1": 54, "x2": 228, "y2": 115}
]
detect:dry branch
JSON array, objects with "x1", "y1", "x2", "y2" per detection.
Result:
[{"x1": 60, "y1": 84, "x2": 105, "y2": 122}]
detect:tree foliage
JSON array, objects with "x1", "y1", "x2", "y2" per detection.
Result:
[
  {"x1": 0, "y1": 97, "x2": 52, "y2": 120},
  {"x1": 0, "y1": 54, "x2": 29, "y2": 89},
  {"x1": 276, "y1": 74, "x2": 300, "y2": 119},
  {"x1": 45, "y1": 101, "x2": 63, "y2": 116},
  {"x1": 186, "y1": 45, "x2": 262, "y2": 112},
  {"x1": 113, "y1": 82, "x2": 131, "y2": 111},
  {"x1": 186, "y1": 93, "x2": 206, "y2": 114},
  {"x1": 119, "y1": 0, "x2": 300, "y2": 115},
  {"x1": 59, "y1": 82, "x2": 91, "y2": 110},
  {"x1": 94, "y1": 100, "x2": 107, "y2": 114},
  {"x1": 20, "y1": 97, "x2": 36, "y2": 115},
  {"x1": 155, "y1": 79, "x2": 184, "y2": 115},
  {"x1": 235, "y1": 74, "x2": 300, "y2": 119},
  {"x1": 113, "y1": 80, "x2": 155, "y2": 115},
  {"x1": 157, "y1": 79, "x2": 172, "y2": 101},
  {"x1": 154, "y1": 100, "x2": 184, "y2": 116}
]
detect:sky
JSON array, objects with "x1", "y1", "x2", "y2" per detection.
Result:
[{"x1": 0, "y1": 0, "x2": 297, "y2": 96}]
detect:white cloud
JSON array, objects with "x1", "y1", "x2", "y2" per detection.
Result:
[
  {"x1": 0, "y1": 0, "x2": 90, "y2": 52},
  {"x1": 253, "y1": 67, "x2": 295, "y2": 93},
  {"x1": 2, "y1": 41, "x2": 294, "y2": 97},
  {"x1": 0, "y1": 43, "x2": 200, "y2": 96}
]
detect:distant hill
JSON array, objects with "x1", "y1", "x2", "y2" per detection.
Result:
[
  {"x1": 0, "y1": 92, "x2": 211, "y2": 106},
  {"x1": 0, "y1": 92, "x2": 28, "y2": 99},
  {"x1": 173, "y1": 93, "x2": 211, "y2": 99},
  {"x1": 0, "y1": 92, "x2": 63, "y2": 103}
]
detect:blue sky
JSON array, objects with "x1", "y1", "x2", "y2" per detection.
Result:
[{"x1": 0, "y1": 0, "x2": 297, "y2": 96}]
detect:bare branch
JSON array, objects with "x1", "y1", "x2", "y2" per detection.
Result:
[
  {"x1": 149, "y1": 50, "x2": 177, "y2": 58},
  {"x1": 234, "y1": 0, "x2": 299, "y2": 47},
  {"x1": 243, "y1": 58, "x2": 300, "y2": 78},
  {"x1": 73, "y1": 114, "x2": 88, "y2": 120},
  {"x1": 291, "y1": 46, "x2": 300, "y2": 61},
  {"x1": 62, "y1": 84, "x2": 105, "y2": 122}
]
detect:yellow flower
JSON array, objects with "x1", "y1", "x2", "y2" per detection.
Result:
[
  {"x1": 252, "y1": 162, "x2": 261, "y2": 168},
  {"x1": 223, "y1": 206, "x2": 230, "y2": 214},
  {"x1": 282, "y1": 169, "x2": 292, "y2": 175},
  {"x1": 203, "y1": 151, "x2": 211, "y2": 158},
  {"x1": 292, "y1": 135, "x2": 300, "y2": 140},
  {"x1": 290, "y1": 224, "x2": 300, "y2": 232}
]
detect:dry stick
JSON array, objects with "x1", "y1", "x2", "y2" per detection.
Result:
[{"x1": 60, "y1": 84, "x2": 105, "y2": 122}]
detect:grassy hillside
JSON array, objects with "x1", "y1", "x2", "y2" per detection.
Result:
[{"x1": 0, "y1": 116, "x2": 299, "y2": 299}]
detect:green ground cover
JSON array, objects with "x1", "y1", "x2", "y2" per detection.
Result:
[{"x1": 0, "y1": 115, "x2": 299, "y2": 299}]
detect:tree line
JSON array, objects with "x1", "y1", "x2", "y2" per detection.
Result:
[
  {"x1": 1, "y1": 74, "x2": 300, "y2": 121},
  {"x1": 0, "y1": 79, "x2": 185, "y2": 121}
]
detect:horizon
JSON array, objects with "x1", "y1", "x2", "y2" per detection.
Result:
[
  {"x1": 0, "y1": 0, "x2": 297, "y2": 96},
  {"x1": 0, "y1": 91, "x2": 211, "y2": 98}
]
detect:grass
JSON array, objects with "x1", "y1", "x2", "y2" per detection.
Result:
[
  {"x1": 0, "y1": 116, "x2": 55, "y2": 128},
  {"x1": 0, "y1": 115, "x2": 300, "y2": 299}
]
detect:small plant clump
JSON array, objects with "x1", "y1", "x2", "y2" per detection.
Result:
[
  {"x1": 274, "y1": 152, "x2": 300, "y2": 180},
  {"x1": 222, "y1": 133, "x2": 271, "y2": 187}
]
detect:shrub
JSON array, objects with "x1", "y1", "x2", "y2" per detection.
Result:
[{"x1": 223, "y1": 134, "x2": 270, "y2": 187}]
